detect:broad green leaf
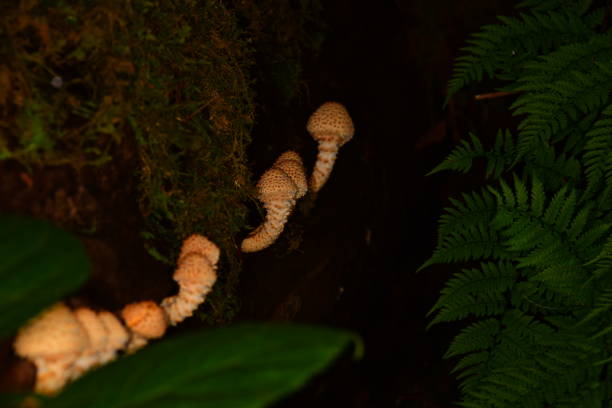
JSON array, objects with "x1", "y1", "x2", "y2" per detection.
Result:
[
  {"x1": 0, "y1": 214, "x2": 90, "y2": 336},
  {"x1": 45, "y1": 323, "x2": 361, "y2": 408}
]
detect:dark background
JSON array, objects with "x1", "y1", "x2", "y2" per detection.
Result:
[{"x1": 240, "y1": 1, "x2": 515, "y2": 406}]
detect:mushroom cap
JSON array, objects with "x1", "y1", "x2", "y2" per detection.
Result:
[
  {"x1": 98, "y1": 311, "x2": 129, "y2": 352},
  {"x1": 74, "y1": 308, "x2": 107, "y2": 351},
  {"x1": 121, "y1": 301, "x2": 167, "y2": 340},
  {"x1": 179, "y1": 234, "x2": 220, "y2": 266},
  {"x1": 256, "y1": 167, "x2": 298, "y2": 202},
  {"x1": 173, "y1": 253, "x2": 217, "y2": 286},
  {"x1": 14, "y1": 302, "x2": 88, "y2": 359},
  {"x1": 306, "y1": 102, "x2": 354, "y2": 146},
  {"x1": 273, "y1": 151, "x2": 307, "y2": 198}
]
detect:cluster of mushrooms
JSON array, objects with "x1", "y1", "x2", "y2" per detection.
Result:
[{"x1": 12, "y1": 101, "x2": 354, "y2": 395}]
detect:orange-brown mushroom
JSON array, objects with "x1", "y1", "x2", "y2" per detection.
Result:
[
  {"x1": 121, "y1": 301, "x2": 167, "y2": 351},
  {"x1": 71, "y1": 307, "x2": 108, "y2": 379},
  {"x1": 241, "y1": 151, "x2": 307, "y2": 252},
  {"x1": 97, "y1": 310, "x2": 129, "y2": 364},
  {"x1": 306, "y1": 102, "x2": 354, "y2": 192},
  {"x1": 13, "y1": 302, "x2": 88, "y2": 395},
  {"x1": 161, "y1": 251, "x2": 218, "y2": 325}
]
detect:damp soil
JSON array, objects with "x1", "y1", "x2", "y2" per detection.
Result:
[{"x1": 0, "y1": 0, "x2": 517, "y2": 406}]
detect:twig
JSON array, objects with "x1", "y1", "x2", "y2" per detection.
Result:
[{"x1": 474, "y1": 90, "x2": 520, "y2": 101}]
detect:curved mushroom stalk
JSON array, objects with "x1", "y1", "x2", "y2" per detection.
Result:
[
  {"x1": 307, "y1": 102, "x2": 355, "y2": 193},
  {"x1": 12, "y1": 234, "x2": 220, "y2": 395},
  {"x1": 241, "y1": 151, "x2": 307, "y2": 252},
  {"x1": 161, "y1": 236, "x2": 218, "y2": 326}
]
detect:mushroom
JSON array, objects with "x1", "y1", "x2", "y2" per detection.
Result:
[
  {"x1": 306, "y1": 101, "x2": 354, "y2": 193},
  {"x1": 71, "y1": 307, "x2": 109, "y2": 379},
  {"x1": 13, "y1": 302, "x2": 88, "y2": 395},
  {"x1": 120, "y1": 301, "x2": 167, "y2": 352},
  {"x1": 97, "y1": 310, "x2": 129, "y2": 364},
  {"x1": 161, "y1": 234, "x2": 219, "y2": 325},
  {"x1": 241, "y1": 151, "x2": 307, "y2": 252}
]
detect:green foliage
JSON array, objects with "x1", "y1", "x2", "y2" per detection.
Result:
[
  {"x1": 42, "y1": 323, "x2": 358, "y2": 408},
  {"x1": 0, "y1": 214, "x2": 89, "y2": 336},
  {"x1": 1, "y1": 216, "x2": 360, "y2": 408},
  {"x1": 427, "y1": 130, "x2": 515, "y2": 178},
  {"x1": 445, "y1": 4, "x2": 602, "y2": 104},
  {"x1": 425, "y1": 0, "x2": 612, "y2": 406}
]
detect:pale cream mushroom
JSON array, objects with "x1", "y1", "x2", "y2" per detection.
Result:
[
  {"x1": 13, "y1": 302, "x2": 89, "y2": 395},
  {"x1": 97, "y1": 310, "x2": 129, "y2": 364},
  {"x1": 178, "y1": 233, "x2": 220, "y2": 266},
  {"x1": 241, "y1": 151, "x2": 307, "y2": 252},
  {"x1": 121, "y1": 301, "x2": 167, "y2": 352},
  {"x1": 71, "y1": 307, "x2": 108, "y2": 379},
  {"x1": 161, "y1": 235, "x2": 219, "y2": 325},
  {"x1": 306, "y1": 102, "x2": 354, "y2": 192}
]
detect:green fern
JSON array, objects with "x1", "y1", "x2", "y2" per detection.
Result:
[
  {"x1": 425, "y1": 1, "x2": 612, "y2": 405},
  {"x1": 437, "y1": 189, "x2": 498, "y2": 238},
  {"x1": 428, "y1": 262, "x2": 517, "y2": 327},
  {"x1": 512, "y1": 46, "x2": 612, "y2": 158},
  {"x1": 422, "y1": 224, "x2": 513, "y2": 270},
  {"x1": 428, "y1": 130, "x2": 516, "y2": 178},
  {"x1": 446, "y1": 8, "x2": 601, "y2": 103},
  {"x1": 583, "y1": 104, "x2": 612, "y2": 206}
]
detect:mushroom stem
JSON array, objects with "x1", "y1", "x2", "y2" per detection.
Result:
[
  {"x1": 161, "y1": 235, "x2": 219, "y2": 325},
  {"x1": 310, "y1": 138, "x2": 340, "y2": 193},
  {"x1": 240, "y1": 152, "x2": 307, "y2": 253},
  {"x1": 33, "y1": 353, "x2": 80, "y2": 395},
  {"x1": 241, "y1": 199, "x2": 294, "y2": 252}
]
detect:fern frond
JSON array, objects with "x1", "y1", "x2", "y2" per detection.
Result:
[
  {"x1": 522, "y1": 141, "x2": 582, "y2": 190},
  {"x1": 487, "y1": 175, "x2": 610, "y2": 301},
  {"x1": 583, "y1": 104, "x2": 612, "y2": 204},
  {"x1": 427, "y1": 133, "x2": 485, "y2": 175},
  {"x1": 511, "y1": 280, "x2": 586, "y2": 313},
  {"x1": 517, "y1": 33, "x2": 612, "y2": 92},
  {"x1": 446, "y1": 10, "x2": 598, "y2": 103},
  {"x1": 421, "y1": 224, "x2": 513, "y2": 270},
  {"x1": 445, "y1": 318, "x2": 501, "y2": 358},
  {"x1": 456, "y1": 310, "x2": 604, "y2": 408},
  {"x1": 438, "y1": 189, "x2": 497, "y2": 239},
  {"x1": 576, "y1": 288, "x2": 612, "y2": 327},
  {"x1": 428, "y1": 262, "x2": 517, "y2": 327},
  {"x1": 428, "y1": 130, "x2": 516, "y2": 178},
  {"x1": 512, "y1": 37, "x2": 612, "y2": 157},
  {"x1": 517, "y1": 0, "x2": 594, "y2": 14},
  {"x1": 587, "y1": 233, "x2": 612, "y2": 282}
]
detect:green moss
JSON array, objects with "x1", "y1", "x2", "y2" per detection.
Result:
[
  {"x1": 127, "y1": 0, "x2": 255, "y2": 324},
  {"x1": 0, "y1": 0, "x2": 325, "y2": 324}
]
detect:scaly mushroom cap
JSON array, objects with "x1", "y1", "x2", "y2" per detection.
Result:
[
  {"x1": 306, "y1": 101, "x2": 354, "y2": 146},
  {"x1": 257, "y1": 167, "x2": 299, "y2": 202},
  {"x1": 273, "y1": 151, "x2": 308, "y2": 198},
  {"x1": 71, "y1": 308, "x2": 109, "y2": 379},
  {"x1": 121, "y1": 301, "x2": 167, "y2": 340},
  {"x1": 74, "y1": 308, "x2": 107, "y2": 351},
  {"x1": 173, "y1": 253, "x2": 217, "y2": 286},
  {"x1": 14, "y1": 302, "x2": 88, "y2": 360},
  {"x1": 98, "y1": 311, "x2": 129, "y2": 353},
  {"x1": 178, "y1": 234, "x2": 220, "y2": 266}
]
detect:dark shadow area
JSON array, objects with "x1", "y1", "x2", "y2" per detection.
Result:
[{"x1": 239, "y1": 0, "x2": 515, "y2": 406}]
